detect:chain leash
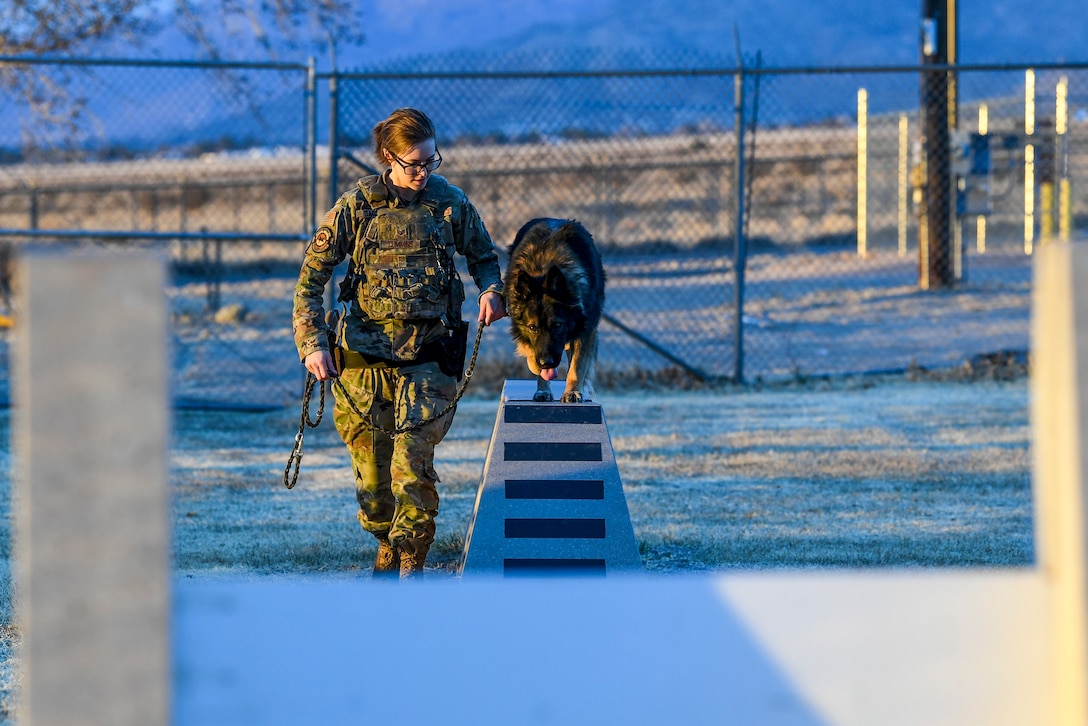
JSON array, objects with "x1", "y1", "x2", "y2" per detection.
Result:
[
  {"x1": 332, "y1": 321, "x2": 485, "y2": 437},
  {"x1": 283, "y1": 322, "x2": 486, "y2": 488},
  {"x1": 283, "y1": 371, "x2": 325, "y2": 489}
]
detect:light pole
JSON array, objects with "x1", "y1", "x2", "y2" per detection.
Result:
[{"x1": 919, "y1": 0, "x2": 958, "y2": 289}]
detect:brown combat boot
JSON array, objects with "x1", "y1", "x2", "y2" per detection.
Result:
[
  {"x1": 399, "y1": 548, "x2": 426, "y2": 579},
  {"x1": 373, "y1": 537, "x2": 400, "y2": 578}
]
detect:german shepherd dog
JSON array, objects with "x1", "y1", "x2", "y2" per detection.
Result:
[{"x1": 504, "y1": 218, "x2": 605, "y2": 403}]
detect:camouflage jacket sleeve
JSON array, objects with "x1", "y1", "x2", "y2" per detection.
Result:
[
  {"x1": 292, "y1": 193, "x2": 355, "y2": 360},
  {"x1": 451, "y1": 195, "x2": 503, "y2": 300}
]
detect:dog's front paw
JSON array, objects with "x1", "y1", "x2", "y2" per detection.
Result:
[
  {"x1": 560, "y1": 391, "x2": 584, "y2": 403},
  {"x1": 533, "y1": 390, "x2": 554, "y2": 402}
]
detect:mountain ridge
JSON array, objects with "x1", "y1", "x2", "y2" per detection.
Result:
[
  {"x1": 10, "y1": 1, "x2": 1083, "y2": 153},
  {"x1": 116, "y1": 1, "x2": 1088, "y2": 71},
  {"x1": 344, "y1": 0, "x2": 1086, "y2": 72}
]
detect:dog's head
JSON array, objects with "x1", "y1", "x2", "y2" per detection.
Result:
[{"x1": 506, "y1": 264, "x2": 586, "y2": 370}]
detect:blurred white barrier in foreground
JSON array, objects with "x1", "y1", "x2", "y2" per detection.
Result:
[{"x1": 15, "y1": 251, "x2": 170, "y2": 726}]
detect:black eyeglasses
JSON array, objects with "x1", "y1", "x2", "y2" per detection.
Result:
[{"x1": 388, "y1": 148, "x2": 442, "y2": 175}]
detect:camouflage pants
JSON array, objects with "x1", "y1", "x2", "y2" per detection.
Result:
[{"x1": 332, "y1": 359, "x2": 457, "y2": 555}]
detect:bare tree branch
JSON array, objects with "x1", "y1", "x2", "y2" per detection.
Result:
[
  {"x1": 0, "y1": 0, "x2": 366, "y2": 158},
  {"x1": 0, "y1": 1, "x2": 149, "y2": 55},
  {"x1": 173, "y1": 0, "x2": 366, "y2": 60}
]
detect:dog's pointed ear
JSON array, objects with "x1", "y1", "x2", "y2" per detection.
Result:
[
  {"x1": 544, "y1": 265, "x2": 576, "y2": 305},
  {"x1": 510, "y1": 269, "x2": 532, "y2": 299}
]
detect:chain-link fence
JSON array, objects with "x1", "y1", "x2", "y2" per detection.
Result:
[
  {"x1": 336, "y1": 67, "x2": 741, "y2": 381},
  {"x1": 337, "y1": 62, "x2": 1081, "y2": 385},
  {"x1": 732, "y1": 65, "x2": 1076, "y2": 380},
  {"x1": 0, "y1": 56, "x2": 313, "y2": 408},
  {"x1": 0, "y1": 55, "x2": 1082, "y2": 407}
]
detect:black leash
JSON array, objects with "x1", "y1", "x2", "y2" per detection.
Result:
[
  {"x1": 283, "y1": 371, "x2": 325, "y2": 490},
  {"x1": 283, "y1": 322, "x2": 486, "y2": 489}
]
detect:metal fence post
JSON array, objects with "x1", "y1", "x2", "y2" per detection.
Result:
[
  {"x1": 1057, "y1": 75, "x2": 1072, "y2": 242},
  {"x1": 857, "y1": 88, "x2": 869, "y2": 258},
  {"x1": 920, "y1": 0, "x2": 956, "y2": 289},
  {"x1": 328, "y1": 74, "x2": 339, "y2": 213},
  {"x1": 29, "y1": 183, "x2": 39, "y2": 229},
  {"x1": 306, "y1": 57, "x2": 317, "y2": 238},
  {"x1": 325, "y1": 53, "x2": 340, "y2": 316},
  {"x1": 733, "y1": 64, "x2": 747, "y2": 384}
]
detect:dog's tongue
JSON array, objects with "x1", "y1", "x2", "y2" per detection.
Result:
[{"x1": 540, "y1": 368, "x2": 558, "y2": 381}]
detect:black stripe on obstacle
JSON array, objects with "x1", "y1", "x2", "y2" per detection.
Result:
[
  {"x1": 505, "y1": 518, "x2": 606, "y2": 539},
  {"x1": 505, "y1": 404, "x2": 602, "y2": 425},
  {"x1": 505, "y1": 479, "x2": 605, "y2": 500},
  {"x1": 504, "y1": 442, "x2": 602, "y2": 461},
  {"x1": 503, "y1": 559, "x2": 607, "y2": 576}
]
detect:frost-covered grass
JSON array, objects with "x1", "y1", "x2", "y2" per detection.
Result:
[
  {"x1": 0, "y1": 375, "x2": 1035, "y2": 722},
  {"x1": 169, "y1": 374, "x2": 1034, "y2": 577}
]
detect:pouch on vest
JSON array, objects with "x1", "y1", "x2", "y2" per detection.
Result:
[
  {"x1": 337, "y1": 270, "x2": 362, "y2": 303},
  {"x1": 325, "y1": 309, "x2": 343, "y2": 375},
  {"x1": 358, "y1": 207, "x2": 452, "y2": 321},
  {"x1": 435, "y1": 319, "x2": 469, "y2": 381}
]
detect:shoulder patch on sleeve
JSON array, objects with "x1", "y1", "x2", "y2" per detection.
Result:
[{"x1": 310, "y1": 226, "x2": 333, "y2": 252}]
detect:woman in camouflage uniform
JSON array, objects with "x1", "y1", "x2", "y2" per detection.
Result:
[{"x1": 293, "y1": 108, "x2": 505, "y2": 578}]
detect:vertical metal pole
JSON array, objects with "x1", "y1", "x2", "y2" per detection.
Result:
[
  {"x1": 733, "y1": 65, "x2": 747, "y2": 385},
  {"x1": 1025, "y1": 143, "x2": 1036, "y2": 255},
  {"x1": 328, "y1": 39, "x2": 340, "y2": 212},
  {"x1": 1025, "y1": 69, "x2": 1037, "y2": 255},
  {"x1": 302, "y1": 60, "x2": 311, "y2": 236},
  {"x1": 919, "y1": 0, "x2": 955, "y2": 289},
  {"x1": 326, "y1": 41, "x2": 340, "y2": 316},
  {"x1": 899, "y1": 114, "x2": 909, "y2": 257},
  {"x1": 1060, "y1": 177, "x2": 1072, "y2": 243},
  {"x1": 1041, "y1": 179, "x2": 1055, "y2": 242},
  {"x1": 180, "y1": 182, "x2": 188, "y2": 233},
  {"x1": 977, "y1": 104, "x2": 988, "y2": 253},
  {"x1": 948, "y1": 0, "x2": 963, "y2": 282},
  {"x1": 29, "y1": 184, "x2": 39, "y2": 229},
  {"x1": 857, "y1": 88, "x2": 868, "y2": 258},
  {"x1": 306, "y1": 57, "x2": 317, "y2": 238},
  {"x1": 1057, "y1": 75, "x2": 1071, "y2": 242},
  {"x1": 212, "y1": 238, "x2": 222, "y2": 313},
  {"x1": 267, "y1": 184, "x2": 276, "y2": 233},
  {"x1": 954, "y1": 176, "x2": 964, "y2": 279},
  {"x1": 947, "y1": 0, "x2": 958, "y2": 129},
  {"x1": 303, "y1": 58, "x2": 319, "y2": 391}
]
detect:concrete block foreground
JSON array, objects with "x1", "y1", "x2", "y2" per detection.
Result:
[
  {"x1": 14, "y1": 251, "x2": 170, "y2": 726},
  {"x1": 173, "y1": 570, "x2": 1049, "y2": 725}
]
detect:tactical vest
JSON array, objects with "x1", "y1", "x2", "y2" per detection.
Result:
[{"x1": 350, "y1": 195, "x2": 465, "y2": 323}]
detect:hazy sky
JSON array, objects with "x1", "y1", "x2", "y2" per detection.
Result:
[
  {"x1": 347, "y1": 0, "x2": 1084, "y2": 68},
  {"x1": 137, "y1": 1, "x2": 1085, "y2": 68}
]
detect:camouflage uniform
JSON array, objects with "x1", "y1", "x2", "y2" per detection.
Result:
[{"x1": 293, "y1": 171, "x2": 502, "y2": 556}]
